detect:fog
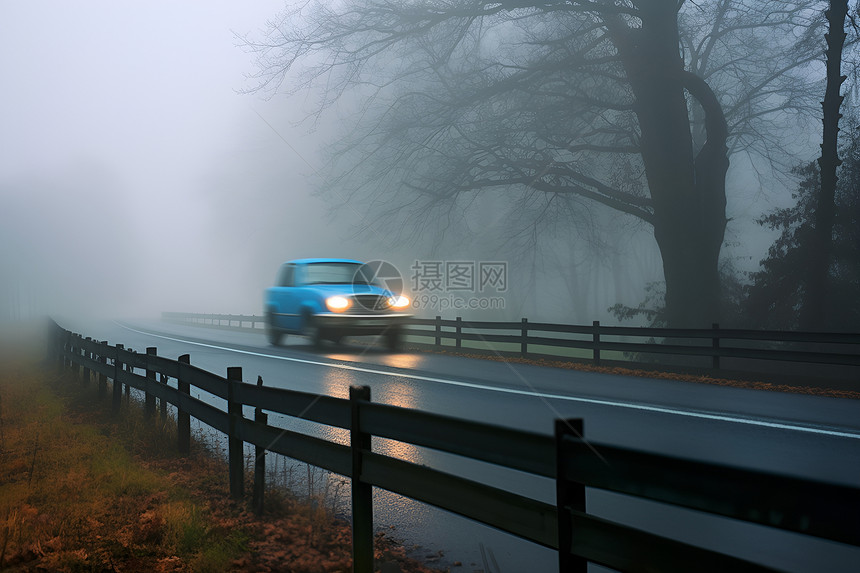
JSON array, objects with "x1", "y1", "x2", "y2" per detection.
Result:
[
  {"x1": 0, "y1": 2, "x2": 343, "y2": 322},
  {"x1": 0, "y1": 2, "x2": 816, "y2": 327}
]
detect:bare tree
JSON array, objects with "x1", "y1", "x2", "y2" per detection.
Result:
[
  {"x1": 242, "y1": 0, "x2": 824, "y2": 327},
  {"x1": 803, "y1": 0, "x2": 850, "y2": 329}
]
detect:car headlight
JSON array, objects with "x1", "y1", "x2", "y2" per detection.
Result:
[
  {"x1": 388, "y1": 295, "x2": 410, "y2": 309},
  {"x1": 326, "y1": 296, "x2": 352, "y2": 312}
]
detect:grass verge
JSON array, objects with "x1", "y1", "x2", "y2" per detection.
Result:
[{"x1": 0, "y1": 325, "x2": 446, "y2": 572}]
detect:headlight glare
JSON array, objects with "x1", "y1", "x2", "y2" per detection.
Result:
[
  {"x1": 388, "y1": 295, "x2": 410, "y2": 309},
  {"x1": 326, "y1": 296, "x2": 352, "y2": 312}
]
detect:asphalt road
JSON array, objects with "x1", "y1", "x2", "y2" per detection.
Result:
[{"x1": 59, "y1": 317, "x2": 860, "y2": 573}]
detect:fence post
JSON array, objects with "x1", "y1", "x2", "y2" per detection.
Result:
[
  {"x1": 455, "y1": 317, "x2": 462, "y2": 349},
  {"x1": 82, "y1": 338, "x2": 92, "y2": 386},
  {"x1": 159, "y1": 373, "x2": 168, "y2": 420},
  {"x1": 712, "y1": 323, "x2": 720, "y2": 370},
  {"x1": 66, "y1": 332, "x2": 77, "y2": 377},
  {"x1": 62, "y1": 332, "x2": 68, "y2": 372},
  {"x1": 124, "y1": 358, "x2": 131, "y2": 402},
  {"x1": 253, "y1": 375, "x2": 267, "y2": 516},
  {"x1": 78, "y1": 336, "x2": 86, "y2": 380},
  {"x1": 66, "y1": 333, "x2": 72, "y2": 369},
  {"x1": 227, "y1": 366, "x2": 244, "y2": 500},
  {"x1": 98, "y1": 345, "x2": 108, "y2": 400},
  {"x1": 177, "y1": 354, "x2": 191, "y2": 455},
  {"x1": 79, "y1": 336, "x2": 86, "y2": 380},
  {"x1": 65, "y1": 332, "x2": 73, "y2": 373},
  {"x1": 556, "y1": 418, "x2": 587, "y2": 573},
  {"x1": 593, "y1": 321, "x2": 601, "y2": 366},
  {"x1": 145, "y1": 347, "x2": 157, "y2": 419},
  {"x1": 69, "y1": 336, "x2": 78, "y2": 379},
  {"x1": 76, "y1": 335, "x2": 83, "y2": 378},
  {"x1": 435, "y1": 315, "x2": 442, "y2": 346},
  {"x1": 350, "y1": 385, "x2": 373, "y2": 573},
  {"x1": 521, "y1": 318, "x2": 528, "y2": 356},
  {"x1": 65, "y1": 335, "x2": 71, "y2": 373},
  {"x1": 69, "y1": 333, "x2": 76, "y2": 374},
  {"x1": 113, "y1": 344, "x2": 124, "y2": 413}
]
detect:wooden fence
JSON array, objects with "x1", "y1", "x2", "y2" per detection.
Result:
[
  {"x1": 52, "y1": 322, "x2": 860, "y2": 572},
  {"x1": 162, "y1": 311, "x2": 860, "y2": 375}
]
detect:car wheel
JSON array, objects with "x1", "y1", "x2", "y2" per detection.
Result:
[
  {"x1": 386, "y1": 328, "x2": 402, "y2": 352},
  {"x1": 302, "y1": 314, "x2": 324, "y2": 348},
  {"x1": 266, "y1": 312, "x2": 283, "y2": 346}
]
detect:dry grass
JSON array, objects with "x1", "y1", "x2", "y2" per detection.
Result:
[
  {"x1": 0, "y1": 337, "x2": 245, "y2": 571},
  {"x1": 0, "y1": 325, "x2": 447, "y2": 572}
]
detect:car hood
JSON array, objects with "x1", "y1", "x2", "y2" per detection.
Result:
[{"x1": 303, "y1": 283, "x2": 395, "y2": 297}]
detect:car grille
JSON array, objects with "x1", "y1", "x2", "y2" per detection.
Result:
[{"x1": 351, "y1": 294, "x2": 390, "y2": 313}]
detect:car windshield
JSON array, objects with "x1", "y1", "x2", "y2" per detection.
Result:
[{"x1": 304, "y1": 262, "x2": 372, "y2": 285}]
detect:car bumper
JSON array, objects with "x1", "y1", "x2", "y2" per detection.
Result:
[{"x1": 314, "y1": 313, "x2": 411, "y2": 334}]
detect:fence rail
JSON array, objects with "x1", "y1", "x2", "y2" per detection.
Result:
[
  {"x1": 53, "y1": 321, "x2": 859, "y2": 572},
  {"x1": 163, "y1": 311, "x2": 860, "y2": 377}
]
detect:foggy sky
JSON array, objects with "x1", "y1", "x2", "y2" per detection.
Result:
[
  {"x1": 0, "y1": 1, "x2": 357, "y2": 320},
  {"x1": 0, "y1": 2, "x2": 814, "y2": 326}
]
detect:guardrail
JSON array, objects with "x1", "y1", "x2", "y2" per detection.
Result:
[
  {"x1": 162, "y1": 311, "x2": 860, "y2": 375},
  {"x1": 52, "y1": 321, "x2": 860, "y2": 572}
]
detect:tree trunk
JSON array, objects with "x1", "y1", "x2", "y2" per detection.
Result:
[
  {"x1": 803, "y1": 0, "x2": 848, "y2": 331},
  {"x1": 613, "y1": 4, "x2": 729, "y2": 327}
]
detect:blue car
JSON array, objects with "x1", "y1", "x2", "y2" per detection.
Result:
[{"x1": 263, "y1": 258, "x2": 411, "y2": 350}]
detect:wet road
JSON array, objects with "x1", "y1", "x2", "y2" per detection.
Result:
[{"x1": 59, "y1": 317, "x2": 860, "y2": 572}]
